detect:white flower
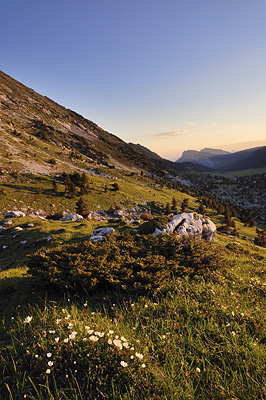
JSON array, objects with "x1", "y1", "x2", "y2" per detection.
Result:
[
  {"x1": 56, "y1": 319, "x2": 61, "y2": 324},
  {"x1": 108, "y1": 330, "x2": 114, "y2": 335},
  {"x1": 46, "y1": 369, "x2": 51, "y2": 374},
  {"x1": 113, "y1": 339, "x2": 123, "y2": 350},
  {"x1": 49, "y1": 330, "x2": 55, "y2": 334},
  {"x1": 196, "y1": 367, "x2": 201, "y2": 373},
  {"x1": 120, "y1": 361, "x2": 128, "y2": 367},
  {"x1": 69, "y1": 332, "x2": 77, "y2": 340},
  {"x1": 23, "y1": 316, "x2": 33, "y2": 324},
  {"x1": 123, "y1": 342, "x2": 129, "y2": 348},
  {"x1": 231, "y1": 331, "x2": 236, "y2": 336},
  {"x1": 35, "y1": 354, "x2": 39, "y2": 358},
  {"x1": 63, "y1": 338, "x2": 69, "y2": 343},
  {"x1": 141, "y1": 363, "x2": 146, "y2": 368},
  {"x1": 48, "y1": 361, "x2": 54, "y2": 366},
  {"x1": 121, "y1": 336, "x2": 127, "y2": 342},
  {"x1": 84, "y1": 302, "x2": 88, "y2": 307},
  {"x1": 130, "y1": 355, "x2": 134, "y2": 359},
  {"x1": 94, "y1": 331, "x2": 105, "y2": 337},
  {"x1": 47, "y1": 353, "x2": 52, "y2": 358},
  {"x1": 135, "y1": 352, "x2": 144, "y2": 360},
  {"x1": 89, "y1": 335, "x2": 99, "y2": 342},
  {"x1": 108, "y1": 339, "x2": 112, "y2": 345},
  {"x1": 55, "y1": 337, "x2": 60, "y2": 343}
]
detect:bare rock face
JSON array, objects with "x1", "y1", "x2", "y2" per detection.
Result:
[
  {"x1": 4, "y1": 211, "x2": 26, "y2": 218},
  {"x1": 154, "y1": 212, "x2": 216, "y2": 243},
  {"x1": 89, "y1": 227, "x2": 115, "y2": 242}
]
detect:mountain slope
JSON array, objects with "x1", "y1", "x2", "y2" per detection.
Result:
[{"x1": 0, "y1": 70, "x2": 163, "y2": 175}]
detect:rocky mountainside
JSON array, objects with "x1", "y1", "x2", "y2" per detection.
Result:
[{"x1": 0, "y1": 71, "x2": 165, "y2": 175}]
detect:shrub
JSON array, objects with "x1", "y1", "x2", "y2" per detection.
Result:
[
  {"x1": 138, "y1": 216, "x2": 171, "y2": 234},
  {"x1": 27, "y1": 233, "x2": 223, "y2": 295}
]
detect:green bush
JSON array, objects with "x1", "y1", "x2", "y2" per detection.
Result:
[
  {"x1": 138, "y1": 216, "x2": 171, "y2": 234},
  {"x1": 27, "y1": 234, "x2": 223, "y2": 295}
]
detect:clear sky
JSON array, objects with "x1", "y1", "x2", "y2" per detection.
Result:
[{"x1": 1, "y1": 0, "x2": 266, "y2": 160}]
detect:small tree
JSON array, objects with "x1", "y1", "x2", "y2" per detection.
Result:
[
  {"x1": 254, "y1": 228, "x2": 266, "y2": 247},
  {"x1": 172, "y1": 196, "x2": 178, "y2": 213},
  {"x1": 76, "y1": 197, "x2": 89, "y2": 217},
  {"x1": 112, "y1": 182, "x2": 120, "y2": 191},
  {"x1": 165, "y1": 202, "x2": 172, "y2": 215},
  {"x1": 181, "y1": 198, "x2": 189, "y2": 212}
]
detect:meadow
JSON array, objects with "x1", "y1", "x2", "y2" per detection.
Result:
[{"x1": 0, "y1": 172, "x2": 265, "y2": 399}]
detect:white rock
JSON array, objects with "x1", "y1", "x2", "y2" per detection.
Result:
[
  {"x1": 4, "y1": 220, "x2": 13, "y2": 226},
  {"x1": 154, "y1": 212, "x2": 216, "y2": 243},
  {"x1": 4, "y1": 211, "x2": 26, "y2": 218},
  {"x1": 64, "y1": 213, "x2": 84, "y2": 222},
  {"x1": 89, "y1": 227, "x2": 115, "y2": 242},
  {"x1": 21, "y1": 240, "x2": 27, "y2": 245},
  {"x1": 14, "y1": 227, "x2": 23, "y2": 231}
]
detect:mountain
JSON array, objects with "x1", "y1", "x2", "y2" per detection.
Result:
[
  {"x1": 0, "y1": 70, "x2": 165, "y2": 175},
  {"x1": 176, "y1": 148, "x2": 231, "y2": 167},
  {"x1": 176, "y1": 146, "x2": 266, "y2": 171}
]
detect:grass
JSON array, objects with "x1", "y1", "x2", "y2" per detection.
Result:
[{"x1": 0, "y1": 171, "x2": 265, "y2": 399}]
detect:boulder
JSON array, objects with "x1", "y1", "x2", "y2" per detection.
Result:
[
  {"x1": 64, "y1": 213, "x2": 84, "y2": 222},
  {"x1": 4, "y1": 211, "x2": 26, "y2": 218},
  {"x1": 89, "y1": 227, "x2": 115, "y2": 242},
  {"x1": 154, "y1": 212, "x2": 216, "y2": 243}
]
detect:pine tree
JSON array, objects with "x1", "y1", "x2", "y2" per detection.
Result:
[
  {"x1": 165, "y1": 202, "x2": 171, "y2": 215},
  {"x1": 172, "y1": 196, "x2": 178, "y2": 213},
  {"x1": 181, "y1": 198, "x2": 189, "y2": 212},
  {"x1": 76, "y1": 197, "x2": 89, "y2": 217}
]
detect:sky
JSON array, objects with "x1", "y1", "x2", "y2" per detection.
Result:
[{"x1": 1, "y1": 0, "x2": 266, "y2": 160}]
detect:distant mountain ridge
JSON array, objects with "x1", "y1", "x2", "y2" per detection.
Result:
[{"x1": 176, "y1": 146, "x2": 266, "y2": 171}]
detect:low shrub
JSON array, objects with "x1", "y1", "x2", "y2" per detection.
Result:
[
  {"x1": 138, "y1": 216, "x2": 171, "y2": 234},
  {"x1": 27, "y1": 233, "x2": 223, "y2": 295}
]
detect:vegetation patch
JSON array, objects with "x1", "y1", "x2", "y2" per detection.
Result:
[{"x1": 27, "y1": 234, "x2": 223, "y2": 295}]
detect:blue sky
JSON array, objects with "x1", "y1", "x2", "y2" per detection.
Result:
[{"x1": 1, "y1": 0, "x2": 266, "y2": 159}]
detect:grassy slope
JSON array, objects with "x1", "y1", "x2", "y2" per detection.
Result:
[{"x1": 0, "y1": 172, "x2": 265, "y2": 399}]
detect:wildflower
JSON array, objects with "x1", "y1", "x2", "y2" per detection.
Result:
[
  {"x1": 108, "y1": 339, "x2": 112, "y2": 345},
  {"x1": 47, "y1": 353, "x2": 52, "y2": 358},
  {"x1": 232, "y1": 311, "x2": 235, "y2": 316},
  {"x1": 130, "y1": 355, "x2": 134, "y2": 359},
  {"x1": 49, "y1": 330, "x2": 55, "y2": 334},
  {"x1": 84, "y1": 302, "x2": 88, "y2": 307},
  {"x1": 46, "y1": 369, "x2": 51, "y2": 374},
  {"x1": 23, "y1": 316, "x2": 33, "y2": 324},
  {"x1": 94, "y1": 331, "x2": 105, "y2": 337},
  {"x1": 56, "y1": 319, "x2": 61, "y2": 324},
  {"x1": 35, "y1": 354, "x2": 39, "y2": 358},
  {"x1": 55, "y1": 337, "x2": 60, "y2": 343},
  {"x1": 113, "y1": 339, "x2": 123, "y2": 350},
  {"x1": 69, "y1": 332, "x2": 77, "y2": 340},
  {"x1": 135, "y1": 352, "x2": 144, "y2": 360},
  {"x1": 141, "y1": 363, "x2": 146, "y2": 368},
  {"x1": 231, "y1": 331, "x2": 236, "y2": 336},
  {"x1": 89, "y1": 335, "x2": 99, "y2": 342},
  {"x1": 240, "y1": 312, "x2": 244, "y2": 316},
  {"x1": 63, "y1": 338, "x2": 69, "y2": 343},
  {"x1": 120, "y1": 361, "x2": 128, "y2": 367},
  {"x1": 196, "y1": 367, "x2": 201, "y2": 373},
  {"x1": 68, "y1": 323, "x2": 74, "y2": 328},
  {"x1": 123, "y1": 342, "x2": 129, "y2": 348},
  {"x1": 86, "y1": 329, "x2": 94, "y2": 335},
  {"x1": 121, "y1": 336, "x2": 127, "y2": 342},
  {"x1": 108, "y1": 329, "x2": 114, "y2": 335},
  {"x1": 48, "y1": 361, "x2": 54, "y2": 367}
]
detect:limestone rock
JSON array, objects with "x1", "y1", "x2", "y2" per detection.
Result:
[
  {"x1": 4, "y1": 211, "x2": 26, "y2": 218},
  {"x1": 154, "y1": 212, "x2": 216, "y2": 243},
  {"x1": 64, "y1": 213, "x2": 84, "y2": 222},
  {"x1": 89, "y1": 227, "x2": 115, "y2": 242}
]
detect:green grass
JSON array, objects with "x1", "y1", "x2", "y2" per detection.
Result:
[{"x1": 0, "y1": 171, "x2": 265, "y2": 399}]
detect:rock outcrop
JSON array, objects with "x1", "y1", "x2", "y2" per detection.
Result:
[
  {"x1": 64, "y1": 213, "x2": 84, "y2": 222},
  {"x1": 4, "y1": 211, "x2": 26, "y2": 218},
  {"x1": 89, "y1": 227, "x2": 115, "y2": 242},
  {"x1": 154, "y1": 212, "x2": 216, "y2": 243}
]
